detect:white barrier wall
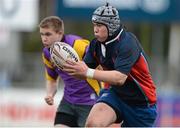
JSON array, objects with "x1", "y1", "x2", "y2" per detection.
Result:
[{"x1": 0, "y1": 88, "x2": 62, "y2": 127}]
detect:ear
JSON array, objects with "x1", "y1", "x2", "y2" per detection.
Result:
[
  {"x1": 58, "y1": 32, "x2": 63, "y2": 41},
  {"x1": 58, "y1": 31, "x2": 63, "y2": 34}
]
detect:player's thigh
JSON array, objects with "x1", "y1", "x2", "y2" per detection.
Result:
[{"x1": 86, "y1": 102, "x2": 117, "y2": 126}]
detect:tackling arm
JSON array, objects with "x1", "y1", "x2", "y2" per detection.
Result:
[
  {"x1": 92, "y1": 69, "x2": 127, "y2": 86},
  {"x1": 63, "y1": 60, "x2": 127, "y2": 86}
]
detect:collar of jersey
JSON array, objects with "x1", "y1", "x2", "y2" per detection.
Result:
[{"x1": 105, "y1": 28, "x2": 123, "y2": 45}]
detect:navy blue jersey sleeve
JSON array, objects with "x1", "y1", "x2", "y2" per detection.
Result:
[
  {"x1": 114, "y1": 33, "x2": 141, "y2": 74},
  {"x1": 84, "y1": 40, "x2": 99, "y2": 68}
]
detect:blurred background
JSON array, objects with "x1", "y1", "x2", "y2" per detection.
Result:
[{"x1": 0, "y1": 0, "x2": 180, "y2": 127}]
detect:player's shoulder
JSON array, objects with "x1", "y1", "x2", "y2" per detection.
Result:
[
  {"x1": 89, "y1": 38, "x2": 98, "y2": 46},
  {"x1": 117, "y1": 31, "x2": 142, "y2": 57},
  {"x1": 42, "y1": 47, "x2": 50, "y2": 60},
  {"x1": 63, "y1": 34, "x2": 82, "y2": 46},
  {"x1": 91, "y1": 38, "x2": 97, "y2": 43},
  {"x1": 119, "y1": 31, "x2": 139, "y2": 48},
  {"x1": 123, "y1": 31, "x2": 138, "y2": 43},
  {"x1": 64, "y1": 34, "x2": 90, "y2": 48},
  {"x1": 66, "y1": 34, "x2": 89, "y2": 41},
  {"x1": 65, "y1": 34, "x2": 82, "y2": 39},
  {"x1": 89, "y1": 38, "x2": 101, "y2": 52}
]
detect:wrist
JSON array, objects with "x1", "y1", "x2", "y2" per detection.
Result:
[
  {"x1": 86, "y1": 68, "x2": 95, "y2": 79},
  {"x1": 46, "y1": 93, "x2": 54, "y2": 97},
  {"x1": 46, "y1": 90, "x2": 56, "y2": 97}
]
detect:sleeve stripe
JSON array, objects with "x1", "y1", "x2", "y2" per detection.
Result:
[
  {"x1": 73, "y1": 39, "x2": 90, "y2": 60},
  {"x1": 46, "y1": 67, "x2": 58, "y2": 79},
  {"x1": 45, "y1": 70, "x2": 56, "y2": 81},
  {"x1": 42, "y1": 53, "x2": 53, "y2": 69}
]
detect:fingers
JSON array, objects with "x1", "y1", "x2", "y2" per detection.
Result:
[
  {"x1": 44, "y1": 95, "x2": 54, "y2": 105},
  {"x1": 66, "y1": 59, "x2": 76, "y2": 65},
  {"x1": 63, "y1": 63, "x2": 74, "y2": 69},
  {"x1": 62, "y1": 66, "x2": 75, "y2": 73},
  {"x1": 63, "y1": 62, "x2": 77, "y2": 73},
  {"x1": 62, "y1": 60, "x2": 87, "y2": 79}
]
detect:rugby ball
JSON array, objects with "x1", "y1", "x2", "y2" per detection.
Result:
[{"x1": 50, "y1": 41, "x2": 79, "y2": 70}]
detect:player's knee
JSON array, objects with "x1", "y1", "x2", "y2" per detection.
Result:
[{"x1": 85, "y1": 118, "x2": 105, "y2": 127}]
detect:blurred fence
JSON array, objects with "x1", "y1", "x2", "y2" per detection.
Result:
[
  {"x1": 0, "y1": 53, "x2": 44, "y2": 89},
  {"x1": 0, "y1": 88, "x2": 60, "y2": 127},
  {"x1": 1, "y1": 88, "x2": 180, "y2": 127}
]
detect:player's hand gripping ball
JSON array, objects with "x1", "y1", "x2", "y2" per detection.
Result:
[{"x1": 50, "y1": 42, "x2": 80, "y2": 70}]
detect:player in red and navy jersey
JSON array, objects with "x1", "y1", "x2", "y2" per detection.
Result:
[
  {"x1": 63, "y1": 3, "x2": 157, "y2": 127},
  {"x1": 39, "y1": 16, "x2": 101, "y2": 127}
]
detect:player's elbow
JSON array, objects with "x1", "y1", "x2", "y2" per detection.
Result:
[
  {"x1": 111, "y1": 71, "x2": 127, "y2": 86},
  {"x1": 112, "y1": 79, "x2": 125, "y2": 86}
]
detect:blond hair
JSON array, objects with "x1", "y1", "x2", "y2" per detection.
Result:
[{"x1": 39, "y1": 16, "x2": 64, "y2": 33}]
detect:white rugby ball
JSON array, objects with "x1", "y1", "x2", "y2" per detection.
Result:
[{"x1": 50, "y1": 41, "x2": 79, "y2": 70}]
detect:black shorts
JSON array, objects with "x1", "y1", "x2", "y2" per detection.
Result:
[
  {"x1": 54, "y1": 99, "x2": 93, "y2": 127},
  {"x1": 54, "y1": 112, "x2": 78, "y2": 127}
]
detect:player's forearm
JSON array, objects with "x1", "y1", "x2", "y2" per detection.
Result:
[
  {"x1": 46, "y1": 80, "x2": 58, "y2": 97},
  {"x1": 87, "y1": 68, "x2": 127, "y2": 86}
]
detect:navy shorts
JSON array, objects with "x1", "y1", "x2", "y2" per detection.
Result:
[{"x1": 97, "y1": 89, "x2": 157, "y2": 127}]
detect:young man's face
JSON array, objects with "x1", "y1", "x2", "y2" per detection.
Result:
[
  {"x1": 40, "y1": 27, "x2": 63, "y2": 48},
  {"x1": 93, "y1": 22, "x2": 108, "y2": 42}
]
